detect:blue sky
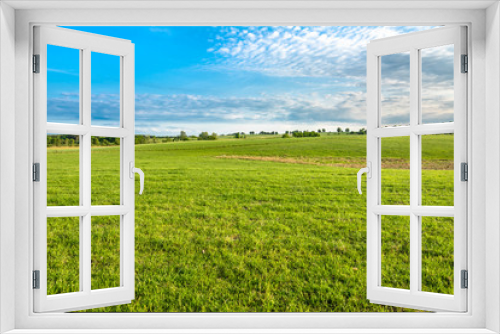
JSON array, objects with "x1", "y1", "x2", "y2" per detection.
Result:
[{"x1": 47, "y1": 26, "x2": 452, "y2": 135}]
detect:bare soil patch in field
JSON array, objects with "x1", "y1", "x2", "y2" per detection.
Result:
[{"x1": 216, "y1": 155, "x2": 453, "y2": 170}]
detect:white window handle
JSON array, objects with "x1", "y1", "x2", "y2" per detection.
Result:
[
  {"x1": 129, "y1": 162, "x2": 144, "y2": 195},
  {"x1": 357, "y1": 162, "x2": 371, "y2": 194}
]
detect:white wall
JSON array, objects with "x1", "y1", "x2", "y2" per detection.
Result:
[
  {"x1": 486, "y1": 2, "x2": 500, "y2": 333},
  {"x1": 0, "y1": 2, "x2": 16, "y2": 333}
]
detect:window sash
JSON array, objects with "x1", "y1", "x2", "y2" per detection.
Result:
[
  {"x1": 32, "y1": 26, "x2": 136, "y2": 313},
  {"x1": 366, "y1": 26, "x2": 468, "y2": 312}
]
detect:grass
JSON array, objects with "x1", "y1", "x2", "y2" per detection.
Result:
[{"x1": 45, "y1": 134, "x2": 454, "y2": 312}]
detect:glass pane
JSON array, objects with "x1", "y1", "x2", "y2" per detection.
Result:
[
  {"x1": 381, "y1": 137, "x2": 410, "y2": 205},
  {"x1": 47, "y1": 217, "x2": 80, "y2": 295},
  {"x1": 421, "y1": 217, "x2": 454, "y2": 294},
  {"x1": 381, "y1": 52, "x2": 410, "y2": 127},
  {"x1": 47, "y1": 45, "x2": 80, "y2": 124},
  {"x1": 91, "y1": 52, "x2": 121, "y2": 127},
  {"x1": 91, "y1": 216, "x2": 121, "y2": 290},
  {"x1": 421, "y1": 45, "x2": 454, "y2": 124},
  {"x1": 421, "y1": 134, "x2": 454, "y2": 206},
  {"x1": 381, "y1": 215, "x2": 410, "y2": 289},
  {"x1": 47, "y1": 134, "x2": 80, "y2": 206},
  {"x1": 91, "y1": 137, "x2": 120, "y2": 205}
]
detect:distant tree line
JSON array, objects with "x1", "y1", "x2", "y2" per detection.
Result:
[
  {"x1": 47, "y1": 135, "x2": 121, "y2": 147},
  {"x1": 136, "y1": 135, "x2": 172, "y2": 144},
  {"x1": 246, "y1": 131, "x2": 278, "y2": 135},
  {"x1": 336, "y1": 127, "x2": 367, "y2": 135},
  {"x1": 198, "y1": 132, "x2": 218, "y2": 140},
  {"x1": 291, "y1": 130, "x2": 321, "y2": 138},
  {"x1": 47, "y1": 131, "x2": 220, "y2": 148},
  {"x1": 137, "y1": 131, "x2": 219, "y2": 143},
  {"x1": 47, "y1": 135, "x2": 80, "y2": 147},
  {"x1": 47, "y1": 128, "x2": 368, "y2": 147}
]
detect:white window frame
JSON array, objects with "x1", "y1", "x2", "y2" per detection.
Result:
[{"x1": 1, "y1": 2, "x2": 499, "y2": 333}]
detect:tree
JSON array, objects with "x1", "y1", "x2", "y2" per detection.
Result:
[
  {"x1": 318, "y1": 129, "x2": 322, "y2": 133},
  {"x1": 337, "y1": 127, "x2": 343, "y2": 135},
  {"x1": 135, "y1": 135, "x2": 147, "y2": 145},
  {"x1": 322, "y1": 128, "x2": 326, "y2": 132},
  {"x1": 345, "y1": 128, "x2": 350, "y2": 134},
  {"x1": 180, "y1": 131, "x2": 188, "y2": 141},
  {"x1": 208, "y1": 132, "x2": 218, "y2": 140},
  {"x1": 198, "y1": 132, "x2": 209, "y2": 140}
]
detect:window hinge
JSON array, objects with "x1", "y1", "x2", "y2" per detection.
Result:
[
  {"x1": 461, "y1": 162, "x2": 468, "y2": 182},
  {"x1": 33, "y1": 54, "x2": 40, "y2": 73},
  {"x1": 33, "y1": 163, "x2": 40, "y2": 182},
  {"x1": 461, "y1": 270, "x2": 468, "y2": 289},
  {"x1": 33, "y1": 270, "x2": 40, "y2": 289},
  {"x1": 461, "y1": 54, "x2": 468, "y2": 73}
]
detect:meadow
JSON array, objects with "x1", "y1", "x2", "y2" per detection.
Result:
[{"x1": 45, "y1": 133, "x2": 454, "y2": 312}]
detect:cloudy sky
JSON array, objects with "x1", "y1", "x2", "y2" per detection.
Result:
[{"x1": 47, "y1": 26, "x2": 453, "y2": 136}]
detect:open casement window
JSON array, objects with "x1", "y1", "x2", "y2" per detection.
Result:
[
  {"x1": 365, "y1": 26, "x2": 467, "y2": 312},
  {"x1": 33, "y1": 26, "x2": 137, "y2": 312}
]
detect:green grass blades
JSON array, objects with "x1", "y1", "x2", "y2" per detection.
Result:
[{"x1": 45, "y1": 134, "x2": 454, "y2": 312}]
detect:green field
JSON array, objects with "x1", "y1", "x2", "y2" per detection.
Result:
[{"x1": 46, "y1": 134, "x2": 454, "y2": 312}]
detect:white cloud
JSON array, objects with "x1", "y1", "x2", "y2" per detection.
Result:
[
  {"x1": 125, "y1": 91, "x2": 372, "y2": 135},
  {"x1": 200, "y1": 26, "x2": 454, "y2": 127},
  {"x1": 207, "y1": 26, "x2": 439, "y2": 78},
  {"x1": 48, "y1": 87, "x2": 452, "y2": 136}
]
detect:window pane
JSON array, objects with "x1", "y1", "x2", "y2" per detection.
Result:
[
  {"x1": 421, "y1": 45, "x2": 454, "y2": 124},
  {"x1": 421, "y1": 217, "x2": 454, "y2": 294},
  {"x1": 91, "y1": 137, "x2": 120, "y2": 205},
  {"x1": 91, "y1": 52, "x2": 121, "y2": 127},
  {"x1": 381, "y1": 137, "x2": 410, "y2": 205},
  {"x1": 91, "y1": 216, "x2": 121, "y2": 290},
  {"x1": 47, "y1": 217, "x2": 80, "y2": 295},
  {"x1": 47, "y1": 134, "x2": 80, "y2": 206},
  {"x1": 47, "y1": 45, "x2": 80, "y2": 124},
  {"x1": 421, "y1": 134, "x2": 454, "y2": 206},
  {"x1": 380, "y1": 52, "x2": 410, "y2": 127},
  {"x1": 381, "y1": 215, "x2": 410, "y2": 289}
]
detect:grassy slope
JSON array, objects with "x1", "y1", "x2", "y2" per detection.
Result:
[{"x1": 46, "y1": 134, "x2": 454, "y2": 312}]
